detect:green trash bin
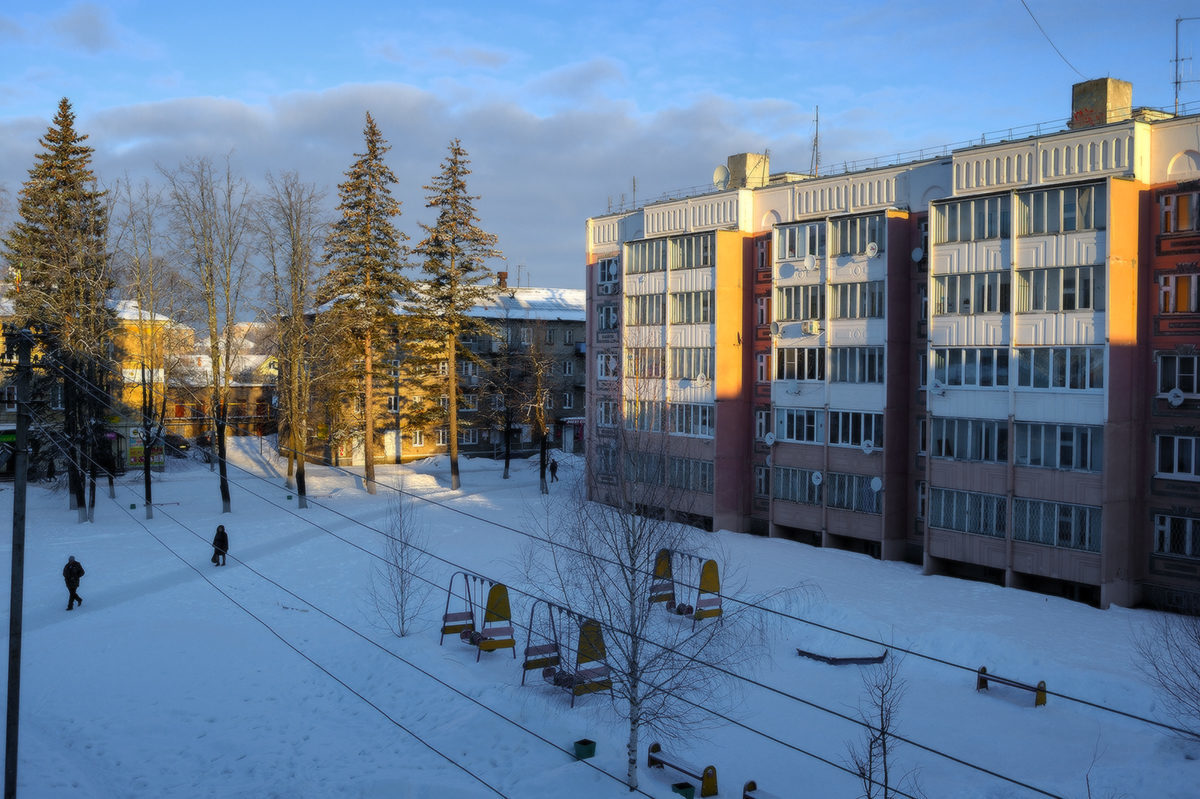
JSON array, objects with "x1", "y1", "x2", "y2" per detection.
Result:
[
  {"x1": 573, "y1": 739, "x2": 596, "y2": 760},
  {"x1": 671, "y1": 783, "x2": 695, "y2": 799}
]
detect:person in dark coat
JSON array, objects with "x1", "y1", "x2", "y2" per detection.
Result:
[
  {"x1": 63, "y1": 556, "x2": 84, "y2": 610},
  {"x1": 549, "y1": 458, "x2": 559, "y2": 482},
  {"x1": 211, "y1": 525, "x2": 229, "y2": 566}
]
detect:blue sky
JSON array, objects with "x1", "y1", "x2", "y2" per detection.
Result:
[{"x1": 1, "y1": 1, "x2": 1194, "y2": 288}]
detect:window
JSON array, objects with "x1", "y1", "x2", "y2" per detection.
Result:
[
  {"x1": 520, "y1": 327, "x2": 532, "y2": 346},
  {"x1": 411, "y1": 430, "x2": 424, "y2": 447},
  {"x1": 931, "y1": 418, "x2": 1008, "y2": 463},
  {"x1": 1157, "y1": 435, "x2": 1200, "y2": 479},
  {"x1": 2, "y1": 386, "x2": 15, "y2": 412},
  {"x1": 562, "y1": 360, "x2": 574, "y2": 377},
  {"x1": 459, "y1": 428, "x2": 479, "y2": 445},
  {"x1": 597, "y1": 353, "x2": 619, "y2": 380},
  {"x1": 625, "y1": 348, "x2": 665, "y2": 379},
  {"x1": 462, "y1": 394, "x2": 479, "y2": 411},
  {"x1": 436, "y1": 427, "x2": 449, "y2": 446},
  {"x1": 756, "y1": 353, "x2": 769, "y2": 383},
  {"x1": 564, "y1": 328, "x2": 575, "y2": 345},
  {"x1": 1015, "y1": 347, "x2": 1104, "y2": 390},
  {"x1": 625, "y1": 294, "x2": 665, "y2": 326},
  {"x1": 932, "y1": 195, "x2": 1010, "y2": 243},
  {"x1": 670, "y1": 348, "x2": 713, "y2": 380},
  {"x1": 542, "y1": 390, "x2": 554, "y2": 410},
  {"x1": 624, "y1": 399, "x2": 664, "y2": 432},
  {"x1": 1162, "y1": 191, "x2": 1200, "y2": 233},
  {"x1": 1018, "y1": 266, "x2": 1105, "y2": 312},
  {"x1": 1160, "y1": 353, "x2": 1200, "y2": 394},
  {"x1": 830, "y1": 214, "x2": 884, "y2": 256},
  {"x1": 625, "y1": 451, "x2": 665, "y2": 484},
  {"x1": 774, "y1": 466, "x2": 822, "y2": 505},
  {"x1": 387, "y1": 359, "x2": 402, "y2": 378},
  {"x1": 1018, "y1": 183, "x2": 1107, "y2": 235},
  {"x1": 757, "y1": 296, "x2": 769, "y2": 325},
  {"x1": 438, "y1": 360, "x2": 449, "y2": 375},
  {"x1": 438, "y1": 395, "x2": 449, "y2": 409},
  {"x1": 545, "y1": 328, "x2": 555, "y2": 344},
  {"x1": 830, "y1": 281, "x2": 885, "y2": 319},
  {"x1": 776, "y1": 347, "x2": 825, "y2": 380},
  {"x1": 930, "y1": 347, "x2": 1010, "y2": 388},
  {"x1": 1160, "y1": 274, "x2": 1200, "y2": 314},
  {"x1": 776, "y1": 407, "x2": 822, "y2": 443},
  {"x1": 775, "y1": 221, "x2": 826, "y2": 260},
  {"x1": 598, "y1": 304, "x2": 619, "y2": 330},
  {"x1": 596, "y1": 400, "x2": 618, "y2": 427},
  {"x1": 459, "y1": 360, "x2": 479, "y2": 378},
  {"x1": 1014, "y1": 422, "x2": 1102, "y2": 471},
  {"x1": 596, "y1": 445, "x2": 617, "y2": 477},
  {"x1": 827, "y1": 472, "x2": 882, "y2": 514},
  {"x1": 754, "y1": 466, "x2": 769, "y2": 498},
  {"x1": 932, "y1": 272, "x2": 1012, "y2": 315},
  {"x1": 669, "y1": 403, "x2": 714, "y2": 437},
  {"x1": 598, "y1": 257, "x2": 621, "y2": 283},
  {"x1": 1155, "y1": 514, "x2": 1200, "y2": 559},
  {"x1": 386, "y1": 395, "x2": 401, "y2": 412},
  {"x1": 669, "y1": 457, "x2": 714, "y2": 493},
  {"x1": 1012, "y1": 498, "x2": 1101, "y2": 552},
  {"x1": 776, "y1": 284, "x2": 824, "y2": 321},
  {"x1": 829, "y1": 411, "x2": 883, "y2": 449},
  {"x1": 928, "y1": 488, "x2": 1006, "y2": 536},
  {"x1": 670, "y1": 291, "x2": 713, "y2": 324},
  {"x1": 561, "y1": 392, "x2": 574, "y2": 410},
  {"x1": 671, "y1": 232, "x2": 715, "y2": 269},
  {"x1": 627, "y1": 239, "x2": 667, "y2": 274},
  {"x1": 829, "y1": 347, "x2": 885, "y2": 383},
  {"x1": 755, "y1": 408, "x2": 769, "y2": 440}
]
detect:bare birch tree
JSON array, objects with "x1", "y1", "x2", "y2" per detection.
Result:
[
  {"x1": 846, "y1": 652, "x2": 924, "y2": 799},
  {"x1": 369, "y1": 486, "x2": 432, "y2": 638},
  {"x1": 1135, "y1": 611, "x2": 1200, "y2": 741}
]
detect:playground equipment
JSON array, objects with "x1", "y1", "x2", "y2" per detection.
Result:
[
  {"x1": 521, "y1": 599, "x2": 612, "y2": 706},
  {"x1": 649, "y1": 548, "x2": 724, "y2": 629},
  {"x1": 439, "y1": 571, "x2": 516, "y2": 661}
]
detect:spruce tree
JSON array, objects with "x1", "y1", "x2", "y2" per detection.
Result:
[
  {"x1": 318, "y1": 112, "x2": 408, "y2": 493},
  {"x1": 2, "y1": 97, "x2": 115, "y2": 520},
  {"x1": 413, "y1": 139, "x2": 501, "y2": 490}
]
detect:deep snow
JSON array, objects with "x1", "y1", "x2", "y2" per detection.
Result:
[{"x1": 0, "y1": 439, "x2": 1195, "y2": 798}]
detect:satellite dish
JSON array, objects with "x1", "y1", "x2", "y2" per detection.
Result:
[
  {"x1": 1168, "y1": 387, "x2": 1186, "y2": 407},
  {"x1": 765, "y1": 454, "x2": 773, "y2": 467},
  {"x1": 694, "y1": 372, "x2": 709, "y2": 387},
  {"x1": 803, "y1": 253, "x2": 816, "y2": 270},
  {"x1": 770, "y1": 321, "x2": 783, "y2": 337},
  {"x1": 865, "y1": 241, "x2": 879, "y2": 258},
  {"x1": 861, "y1": 439, "x2": 874, "y2": 455},
  {"x1": 911, "y1": 246, "x2": 924, "y2": 263},
  {"x1": 810, "y1": 471, "x2": 823, "y2": 486},
  {"x1": 778, "y1": 263, "x2": 796, "y2": 279},
  {"x1": 713, "y1": 164, "x2": 731, "y2": 190},
  {"x1": 870, "y1": 476, "x2": 883, "y2": 493},
  {"x1": 764, "y1": 432, "x2": 777, "y2": 447}
]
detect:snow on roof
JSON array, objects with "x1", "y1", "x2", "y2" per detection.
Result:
[
  {"x1": 110, "y1": 299, "x2": 180, "y2": 324},
  {"x1": 467, "y1": 287, "x2": 586, "y2": 322}
]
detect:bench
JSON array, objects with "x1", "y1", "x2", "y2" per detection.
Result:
[
  {"x1": 743, "y1": 779, "x2": 784, "y2": 799},
  {"x1": 646, "y1": 741, "x2": 718, "y2": 798},
  {"x1": 520, "y1": 642, "x2": 561, "y2": 685},
  {"x1": 976, "y1": 665, "x2": 1047, "y2": 707}
]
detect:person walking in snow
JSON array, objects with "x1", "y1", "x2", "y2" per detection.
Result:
[
  {"x1": 63, "y1": 556, "x2": 84, "y2": 610},
  {"x1": 549, "y1": 458, "x2": 559, "y2": 482},
  {"x1": 211, "y1": 525, "x2": 229, "y2": 566}
]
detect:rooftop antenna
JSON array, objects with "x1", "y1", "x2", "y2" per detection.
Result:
[
  {"x1": 632, "y1": 176, "x2": 637, "y2": 208},
  {"x1": 810, "y1": 106, "x2": 820, "y2": 177},
  {"x1": 1176, "y1": 17, "x2": 1200, "y2": 114}
]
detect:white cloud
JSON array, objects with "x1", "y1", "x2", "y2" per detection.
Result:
[{"x1": 50, "y1": 2, "x2": 120, "y2": 54}]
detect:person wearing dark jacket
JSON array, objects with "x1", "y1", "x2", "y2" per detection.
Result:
[
  {"x1": 63, "y1": 556, "x2": 84, "y2": 610},
  {"x1": 549, "y1": 458, "x2": 559, "y2": 482},
  {"x1": 211, "y1": 525, "x2": 229, "y2": 566}
]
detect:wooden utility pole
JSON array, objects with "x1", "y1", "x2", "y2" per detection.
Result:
[{"x1": 5, "y1": 327, "x2": 33, "y2": 799}]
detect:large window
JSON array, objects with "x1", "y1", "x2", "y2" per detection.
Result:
[
  {"x1": 1017, "y1": 266, "x2": 1105, "y2": 312},
  {"x1": 1159, "y1": 274, "x2": 1200, "y2": 314},
  {"x1": 670, "y1": 291, "x2": 713, "y2": 324},
  {"x1": 596, "y1": 400, "x2": 618, "y2": 427},
  {"x1": 1012, "y1": 498, "x2": 1101, "y2": 552},
  {"x1": 830, "y1": 214, "x2": 884, "y2": 257},
  {"x1": 930, "y1": 417, "x2": 1007, "y2": 463},
  {"x1": 829, "y1": 347, "x2": 885, "y2": 384},
  {"x1": 830, "y1": 281, "x2": 885, "y2": 319},
  {"x1": 829, "y1": 411, "x2": 883, "y2": 448},
  {"x1": 929, "y1": 488, "x2": 1006, "y2": 536},
  {"x1": 776, "y1": 347, "x2": 825, "y2": 381},
  {"x1": 627, "y1": 239, "x2": 667, "y2": 274},
  {"x1": 596, "y1": 353, "x2": 619, "y2": 380},
  {"x1": 933, "y1": 195, "x2": 1010, "y2": 243},
  {"x1": 624, "y1": 400, "x2": 664, "y2": 432},
  {"x1": 1157, "y1": 434, "x2": 1200, "y2": 480},
  {"x1": 1018, "y1": 183, "x2": 1107, "y2": 235},
  {"x1": 669, "y1": 403, "x2": 714, "y2": 437},
  {"x1": 597, "y1": 257, "x2": 620, "y2": 284},
  {"x1": 624, "y1": 348, "x2": 665, "y2": 379},
  {"x1": 1015, "y1": 347, "x2": 1104, "y2": 390},
  {"x1": 774, "y1": 466, "x2": 822, "y2": 505},
  {"x1": 827, "y1": 472, "x2": 882, "y2": 514},
  {"x1": 932, "y1": 272, "x2": 1011, "y2": 315},
  {"x1": 625, "y1": 294, "x2": 665, "y2": 326},
  {"x1": 669, "y1": 457, "x2": 714, "y2": 493},
  {"x1": 598, "y1": 303, "x2": 619, "y2": 331},
  {"x1": 1160, "y1": 353, "x2": 1200, "y2": 394},
  {"x1": 1160, "y1": 191, "x2": 1199, "y2": 234},
  {"x1": 625, "y1": 451, "x2": 665, "y2": 485},
  {"x1": 1155, "y1": 514, "x2": 1200, "y2": 559},
  {"x1": 670, "y1": 348, "x2": 713, "y2": 380},
  {"x1": 671, "y1": 233, "x2": 714, "y2": 270},
  {"x1": 932, "y1": 347, "x2": 1012, "y2": 388},
  {"x1": 776, "y1": 221, "x2": 826, "y2": 260},
  {"x1": 776, "y1": 284, "x2": 823, "y2": 321},
  {"x1": 776, "y1": 407, "x2": 822, "y2": 443},
  {"x1": 1014, "y1": 422, "x2": 1102, "y2": 471}
]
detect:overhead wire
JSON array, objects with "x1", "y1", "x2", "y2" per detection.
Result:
[{"x1": 1018, "y1": 0, "x2": 1086, "y2": 80}]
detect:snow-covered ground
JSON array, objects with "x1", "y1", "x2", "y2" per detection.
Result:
[{"x1": 0, "y1": 438, "x2": 1194, "y2": 798}]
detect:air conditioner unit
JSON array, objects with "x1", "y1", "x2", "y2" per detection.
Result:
[
  {"x1": 800, "y1": 319, "x2": 822, "y2": 336},
  {"x1": 599, "y1": 282, "x2": 616, "y2": 295}
]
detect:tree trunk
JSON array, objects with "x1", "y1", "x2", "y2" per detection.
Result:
[
  {"x1": 539, "y1": 433, "x2": 548, "y2": 495},
  {"x1": 448, "y1": 334, "x2": 460, "y2": 490},
  {"x1": 363, "y1": 332, "x2": 377, "y2": 494},
  {"x1": 626, "y1": 705, "x2": 640, "y2": 791},
  {"x1": 217, "y1": 414, "x2": 231, "y2": 513}
]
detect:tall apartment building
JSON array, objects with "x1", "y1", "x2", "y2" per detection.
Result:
[{"x1": 585, "y1": 78, "x2": 1200, "y2": 609}]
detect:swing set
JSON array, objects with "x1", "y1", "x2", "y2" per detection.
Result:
[
  {"x1": 649, "y1": 548, "x2": 724, "y2": 630},
  {"x1": 521, "y1": 599, "x2": 613, "y2": 707},
  {"x1": 439, "y1": 570, "x2": 516, "y2": 662}
]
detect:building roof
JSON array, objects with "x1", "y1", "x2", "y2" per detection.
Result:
[{"x1": 468, "y1": 287, "x2": 586, "y2": 323}]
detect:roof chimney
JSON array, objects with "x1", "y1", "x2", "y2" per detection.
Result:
[
  {"x1": 727, "y1": 152, "x2": 770, "y2": 189},
  {"x1": 497, "y1": 271, "x2": 508, "y2": 289},
  {"x1": 1068, "y1": 78, "x2": 1133, "y2": 129}
]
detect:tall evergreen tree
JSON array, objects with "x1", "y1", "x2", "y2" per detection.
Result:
[
  {"x1": 413, "y1": 139, "x2": 501, "y2": 490},
  {"x1": 318, "y1": 112, "x2": 409, "y2": 494},
  {"x1": 2, "y1": 97, "x2": 116, "y2": 521}
]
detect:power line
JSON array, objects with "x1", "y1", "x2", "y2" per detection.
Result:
[{"x1": 1019, "y1": 0, "x2": 1086, "y2": 79}]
